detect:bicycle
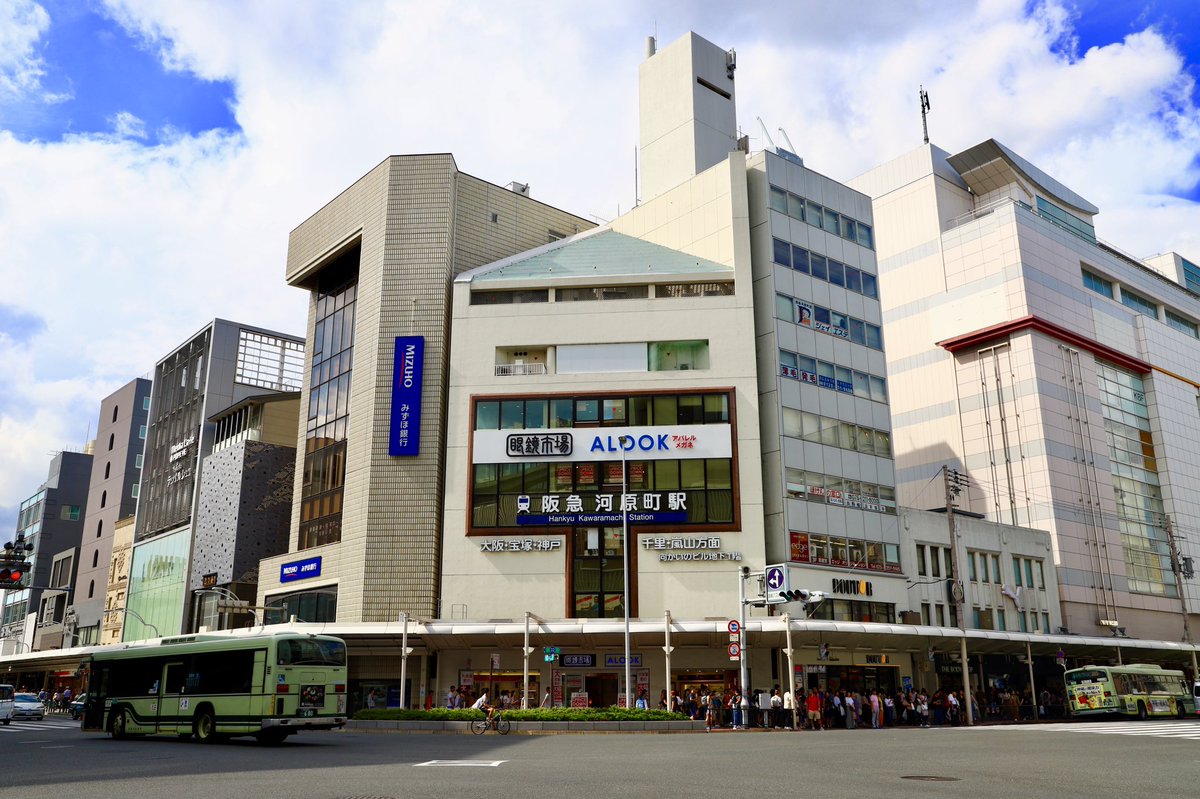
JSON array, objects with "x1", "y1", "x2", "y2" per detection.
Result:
[{"x1": 471, "y1": 710, "x2": 511, "y2": 735}]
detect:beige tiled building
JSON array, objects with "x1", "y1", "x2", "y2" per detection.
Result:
[
  {"x1": 851, "y1": 140, "x2": 1200, "y2": 642},
  {"x1": 256, "y1": 155, "x2": 594, "y2": 630}
]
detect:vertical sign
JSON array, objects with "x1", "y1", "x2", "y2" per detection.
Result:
[{"x1": 389, "y1": 336, "x2": 424, "y2": 456}]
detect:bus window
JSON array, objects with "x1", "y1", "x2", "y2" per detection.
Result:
[{"x1": 277, "y1": 638, "x2": 346, "y2": 667}]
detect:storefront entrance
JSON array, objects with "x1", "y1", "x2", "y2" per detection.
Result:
[
  {"x1": 804, "y1": 665, "x2": 898, "y2": 695},
  {"x1": 585, "y1": 673, "x2": 619, "y2": 707}
]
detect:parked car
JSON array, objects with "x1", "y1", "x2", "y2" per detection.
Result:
[
  {"x1": 12, "y1": 693, "x2": 44, "y2": 720},
  {"x1": 70, "y1": 693, "x2": 86, "y2": 720}
]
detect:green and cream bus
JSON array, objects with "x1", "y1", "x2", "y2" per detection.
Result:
[
  {"x1": 79, "y1": 631, "x2": 348, "y2": 744},
  {"x1": 1065, "y1": 663, "x2": 1196, "y2": 720}
]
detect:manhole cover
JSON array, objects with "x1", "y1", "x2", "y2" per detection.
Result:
[{"x1": 901, "y1": 776, "x2": 961, "y2": 782}]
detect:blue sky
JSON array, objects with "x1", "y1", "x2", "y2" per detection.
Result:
[
  {"x1": 2, "y1": 0, "x2": 1200, "y2": 539},
  {"x1": 3, "y1": 0, "x2": 236, "y2": 143}
]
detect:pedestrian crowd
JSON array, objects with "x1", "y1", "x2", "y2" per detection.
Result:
[{"x1": 649, "y1": 683, "x2": 1065, "y2": 730}]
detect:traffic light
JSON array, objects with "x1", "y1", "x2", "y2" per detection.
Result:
[
  {"x1": 0, "y1": 563, "x2": 29, "y2": 589},
  {"x1": 779, "y1": 589, "x2": 826, "y2": 604}
]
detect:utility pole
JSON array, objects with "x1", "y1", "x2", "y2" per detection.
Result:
[
  {"x1": 1163, "y1": 515, "x2": 1199, "y2": 678},
  {"x1": 944, "y1": 466, "x2": 974, "y2": 725}
]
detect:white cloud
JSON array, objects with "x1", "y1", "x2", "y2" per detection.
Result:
[
  {"x1": 109, "y1": 110, "x2": 147, "y2": 139},
  {"x1": 0, "y1": 0, "x2": 50, "y2": 100},
  {"x1": 1, "y1": 0, "x2": 1199, "y2": 528}
]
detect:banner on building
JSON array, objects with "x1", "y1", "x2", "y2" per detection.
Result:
[{"x1": 389, "y1": 336, "x2": 424, "y2": 456}]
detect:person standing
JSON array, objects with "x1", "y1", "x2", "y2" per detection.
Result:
[
  {"x1": 806, "y1": 689, "x2": 823, "y2": 731},
  {"x1": 445, "y1": 685, "x2": 458, "y2": 709},
  {"x1": 845, "y1": 692, "x2": 857, "y2": 730},
  {"x1": 947, "y1": 690, "x2": 960, "y2": 725},
  {"x1": 770, "y1": 687, "x2": 783, "y2": 729},
  {"x1": 869, "y1": 691, "x2": 881, "y2": 729},
  {"x1": 730, "y1": 687, "x2": 744, "y2": 730}
]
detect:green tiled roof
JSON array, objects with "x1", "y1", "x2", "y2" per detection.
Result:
[{"x1": 459, "y1": 228, "x2": 732, "y2": 283}]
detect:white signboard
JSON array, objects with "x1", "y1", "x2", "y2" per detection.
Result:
[{"x1": 473, "y1": 424, "x2": 732, "y2": 464}]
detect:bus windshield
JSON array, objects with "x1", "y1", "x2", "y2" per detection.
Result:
[{"x1": 277, "y1": 638, "x2": 346, "y2": 667}]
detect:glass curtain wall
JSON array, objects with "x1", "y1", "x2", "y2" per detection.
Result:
[{"x1": 299, "y1": 246, "x2": 359, "y2": 550}]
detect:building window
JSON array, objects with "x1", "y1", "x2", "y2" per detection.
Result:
[
  {"x1": 100, "y1": 491, "x2": 107, "y2": 509},
  {"x1": 991, "y1": 554, "x2": 1001, "y2": 583},
  {"x1": 471, "y1": 289, "x2": 549, "y2": 305},
  {"x1": 88, "y1": 580, "x2": 95, "y2": 599},
  {"x1": 556, "y1": 285, "x2": 649, "y2": 302},
  {"x1": 92, "y1": 550, "x2": 99, "y2": 568},
  {"x1": 96, "y1": 519, "x2": 103, "y2": 539},
  {"x1": 138, "y1": 425, "x2": 146, "y2": 439},
  {"x1": 1082, "y1": 269, "x2": 1113, "y2": 299},
  {"x1": 648, "y1": 341, "x2": 709, "y2": 371},
  {"x1": 967, "y1": 552, "x2": 977, "y2": 581},
  {"x1": 916, "y1": 546, "x2": 927, "y2": 577},
  {"x1": 300, "y1": 246, "x2": 358, "y2": 551},
  {"x1": 143, "y1": 396, "x2": 151, "y2": 411},
  {"x1": 1036, "y1": 197, "x2": 1096, "y2": 242},
  {"x1": 1012, "y1": 556, "x2": 1022, "y2": 587},
  {"x1": 60, "y1": 505, "x2": 80, "y2": 521},
  {"x1": 1164, "y1": 309, "x2": 1199, "y2": 339},
  {"x1": 112, "y1": 405, "x2": 119, "y2": 423},
  {"x1": 131, "y1": 484, "x2": 139, "y2": 499},
  {"x1": 1120, "y1": 288, "x2": 1158, "y2": 319},
  {"x1": 935, "y1": 604, "x2": 946, "y2": 626},
  {"x1": 108, "y1": 433, "x2": 115, "y2": 451},
  {"x1": 135, "y1": 453, "x2": 143, "y2": 469},
  {"x1": 570, "y1": 527, "x2": 629, "y2": 618},
  {"x1": 264, "y1": 589, "x2": 338, "y2": 624},
  {"x1": 104, "y1": 462, "x2": 111, "y2": 480}
]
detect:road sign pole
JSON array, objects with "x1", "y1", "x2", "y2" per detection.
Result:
[{"x1": 738, "y1": 567, "x2": 749, "y2": 729}]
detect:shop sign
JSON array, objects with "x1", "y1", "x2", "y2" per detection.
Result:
[
  {"x1": 473, "y1": 424, "x2": 732, "y2": 464},
  {"x1": 831, "y1": 578, "x2": 873, "y2": 597},
  {"x1": 459, "y1": 670, "x2": 474, "y2": 688},
  {"x1": 507, "y1": 432, "x2": 572, "y2": 457},
  {"x1": 388, "y1": 336, "x2": 424, "y2": 456},
  {"x1": 201, "y1": 572, "x2": 218, "y2": 589},
  {"x1": 561, "y1": 654, "x2": 595, "y2": 668},
  {"x1": 168, "y1": 433, "x2": 196, "y2": 462},
  {"x1": 863, "y1": 654, "x2": 891, "y2": 665},
  {"x1": 280, "y1": 556, "x2": 322, "y2": 583},
  {"x1": 515, "y1": 491, "x2": 688, "y2": 526},
  {"x1": 570, "y1": 692, "x2": 589, "y2": 708},
  {"x1": 604, "y1": 654, "x2": 641, "y2": 668},
  {"x1": 479, "y1": 539, "x2": 563, "y2": 553},
  {"x1": 641, "y1": 535, "x2": 742, "y2": 562}
]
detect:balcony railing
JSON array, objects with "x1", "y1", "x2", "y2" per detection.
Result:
[{"x1": 495, "y1": 363, "x2": 548, "y2": 377}]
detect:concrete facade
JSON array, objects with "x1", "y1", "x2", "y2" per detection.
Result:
[
  {"x1": 72, "y1": 378, "x2": 151, "y2": 644},
  {"x1": 851, "y1": 141, "x2": 1200, "y2": 642},
  {"x1": 256, "y1": 154, "x2": 595, "y2": 627}
]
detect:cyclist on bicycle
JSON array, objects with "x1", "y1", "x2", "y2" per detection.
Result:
[{"x1": 471, "y1": 690, "x2": 496, "y2": 724}]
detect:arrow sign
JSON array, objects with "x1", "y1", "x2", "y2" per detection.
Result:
[{"x1": 764, "y1": 564, "x2": 789, "y2": 604}]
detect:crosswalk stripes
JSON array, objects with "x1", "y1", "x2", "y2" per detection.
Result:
[
  {"x1": 968, "y1": 720, "x2": 1200, "y2": 740},
  {"x1": 0, "y1": 720, "x2": 80, "y2": 733}
]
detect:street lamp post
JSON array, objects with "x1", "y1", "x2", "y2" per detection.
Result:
[
  {"x1": 104, "y1": 607, "x2": 161, "y2": 639},
  {"x1": 619, "y1": 434, "x2": 632, "y2": 709}
]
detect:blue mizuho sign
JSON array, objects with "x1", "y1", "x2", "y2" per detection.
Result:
[{"x1": 389, "y1": 336, "x2": 424, "y2": 456}]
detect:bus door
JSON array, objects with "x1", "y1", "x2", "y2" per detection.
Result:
[
  {"x1": 81, "y1": 660, "x2": 108, "y2": 731},
  {"x1": 158, "y1": 661, "x2": 188, "y2": 733}
]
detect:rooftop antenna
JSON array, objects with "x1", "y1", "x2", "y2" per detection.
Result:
[
  {"x1": 757, "y1": 117, "x2": 777, "y2": 152},
  {"x1": 919, "y1": 86, "x2": 931, "y2": 144},
  {"x1": 777, "y1": 128, "x2": 798, "y2": 154}
]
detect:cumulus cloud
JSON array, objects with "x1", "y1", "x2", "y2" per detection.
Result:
[{"x1": 0, "y1": 0, "x2": 1199, "y2": 529}]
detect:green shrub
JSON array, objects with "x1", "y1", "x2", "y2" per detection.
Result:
[{"x1": 353, "y1": 706, "x2": 689, "y2": 722}]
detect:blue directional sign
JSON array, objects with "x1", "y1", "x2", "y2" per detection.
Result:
[{"x1": 764, "y1": 563, "x2": 789, "y2": 604}]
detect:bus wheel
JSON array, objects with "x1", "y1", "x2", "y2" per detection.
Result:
[
  {"x1": 194, "y1": 709, "x2": 218, "y2": 743},
  {"x1": 111, "y1": 707, "x2": 129, "y2": 739},
  {"x1": 1137, "y1": 702, "x2": 1148, "y2": 721},
  {"x1": 256, "y1": 729, "x2": 289, "y2": 746}
]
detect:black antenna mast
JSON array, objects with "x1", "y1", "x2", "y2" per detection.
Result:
[{"x1": 919, "y1": 86, "x2": 931, "y2": 144}]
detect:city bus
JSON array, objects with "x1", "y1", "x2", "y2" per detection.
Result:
[
  {"x1": 1065, "y1": 663, "x2": 1196, "y2": 719},
  {"x1": 79, "y1": 631, "x2": 348, "y2": 744}
]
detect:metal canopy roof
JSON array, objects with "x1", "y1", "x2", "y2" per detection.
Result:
[{"x1": 4, "y1": 620, "x2": 1195, "y2": 671}]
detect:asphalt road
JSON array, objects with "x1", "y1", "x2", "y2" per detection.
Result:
[{"x1": 3, "y1": 717, "x2": 1199, "y2": 799}]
